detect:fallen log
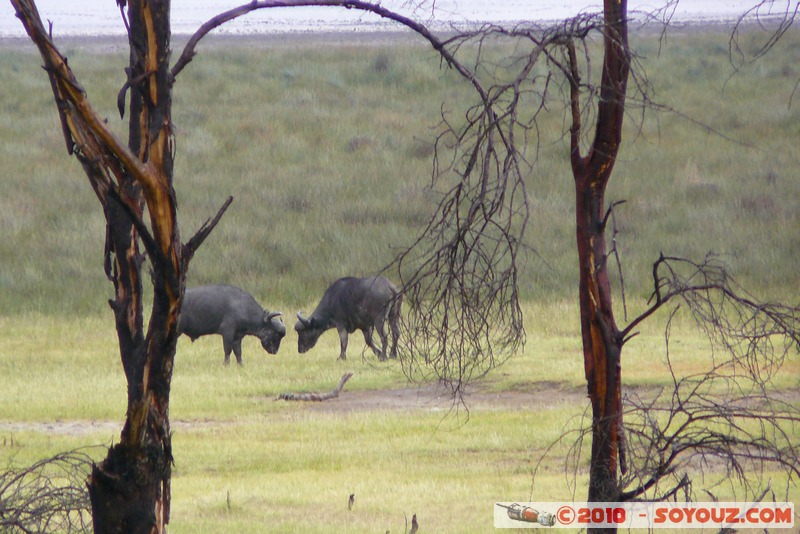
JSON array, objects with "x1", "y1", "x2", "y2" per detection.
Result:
[{"x1": 277, "y1": 372, "x2": 353, "y2": 401}]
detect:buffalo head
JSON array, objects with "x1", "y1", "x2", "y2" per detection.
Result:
[
  {"x1": 294, "y1": 312, "x2": 326, "y2": 353},
  {"x1": 258, "y1": 311, "x2": 285, "y2": 354}
]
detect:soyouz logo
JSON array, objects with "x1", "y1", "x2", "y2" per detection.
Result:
[
  {"x1": 494, "y1": 502, "x2": 795, "y2": 529},
  {"x1": 495, "y1": 503, "x2": 556, "y2": 526}
]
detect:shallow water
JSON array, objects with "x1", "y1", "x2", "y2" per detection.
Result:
[{"x1": 1, "y1": 0, "x2": 765, "y2": 37}]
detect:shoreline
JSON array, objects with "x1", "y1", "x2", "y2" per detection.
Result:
[
  {"x1": 0, "y1": 19, "x2": 752, "y2": 52},
  {"x1": 2, "y1": 29, "x2": 426, "y2": 52}
]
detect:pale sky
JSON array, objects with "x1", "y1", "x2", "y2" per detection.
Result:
[{"x1": 1, "y1": 1, "x2": 766, "y2": 37}]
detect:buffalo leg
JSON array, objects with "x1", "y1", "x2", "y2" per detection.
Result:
[
  {"x1": 388, "y1": 295, "x2": 402, "y2": 359},
  {"x1": 362, "y1": 327, "x2": 384, "y2": 360},
  {"x1": 233, "y1": 338, "x2": 244, "y2": 365},
  {"x1": 337, "y1": 327, "x2": 349, "y2": 361},
  {"x1": 373, "y1": 322, "x2": 389, "y2": 361},
  {"x1": 222, "y1": 336, "x2": 233, "y2": 366},
  {"x1": 388, "y1": 320, "x2": 400, "y2": 359}
]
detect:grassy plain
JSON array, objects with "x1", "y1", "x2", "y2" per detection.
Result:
[{"x1": 1, "y1": 24, "x2": 799, "y2": 533}]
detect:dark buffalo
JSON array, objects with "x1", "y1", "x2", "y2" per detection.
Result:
[
  {"x1": 178, "y1": 284, "x2": 285, "y2": 365},
  {"x1": 295, "y1": 276, "x2": 402, "y2": 361}
]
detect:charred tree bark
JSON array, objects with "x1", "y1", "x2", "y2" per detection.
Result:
[
  {"x1": 88, "y1": 3, "x2": 179, "y2": 533},
  {"x1": 11, "y1": 1, "x2": 187, "y2": 532},
  {"x1": 568, "y1": 0, "x2": 630, "y2": 513}
]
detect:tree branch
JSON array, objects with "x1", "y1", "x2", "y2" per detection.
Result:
[
  {"x1": 181, "y1": 195, "x2": 234, "y2": 266},
  {"x1": 566, "y1": 38, "x2": 584, "y2": 172},
  {"x1": 171, "y1": 0, "x2": 490, "y2": 106},
  {"x1": 11, "y1": 0, "x2": 160, "y2": 200},
  {"x1": 621, "y1": 254, "x2": 800, "y2": 355}
]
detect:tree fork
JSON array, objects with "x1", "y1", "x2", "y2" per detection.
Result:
[
  {"x1": 12, "y1": 1, "x2": 181, "y2": 532},
  {"x1": 569, "y1": 0, "x2": 630, "y2": 516}
]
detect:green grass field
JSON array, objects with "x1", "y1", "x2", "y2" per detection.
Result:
[{"x1": 1, "y1": 23, "x2": 799, "y2": 532}]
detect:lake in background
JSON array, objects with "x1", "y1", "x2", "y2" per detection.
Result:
[{"x1": 1, "y1": 1, "x2": 770, "y2": 37}]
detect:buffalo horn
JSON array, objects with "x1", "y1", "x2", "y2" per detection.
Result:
[{"x1": 296, "y1": 312, "x2": 311, "y2": 327}]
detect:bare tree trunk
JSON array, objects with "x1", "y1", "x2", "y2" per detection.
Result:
[
  {"x1": 568, "y1": 0, "x2": 630, "y2": 516},
  {"x1": 88, "y1": 2, "x2": 178, "y2": 533},
  {"x1": 11, "y1": 0, "x2": 183, "y2": 531}
]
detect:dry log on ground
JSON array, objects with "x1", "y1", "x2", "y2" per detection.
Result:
[{"x1": 277, "y1": 372, "x2": 353, "y2": 401}]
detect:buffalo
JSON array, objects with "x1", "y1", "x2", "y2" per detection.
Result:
[
  {"x1": 178, "y1": 284, "x2": 285, "y2": 365},
  {"x1": 295, "y1": 276, "x2": 402, "y2": 361}
]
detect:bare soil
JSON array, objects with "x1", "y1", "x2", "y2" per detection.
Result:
[
  {"x1": 4, "y1": 381, "x2": 795, "y2": 437},
  {"x1": 303, "y1": 381, "x2": 586, "y2": 413},
  {"x1": 0, "y1": 382, "x2": 587, "y2": 437},
  {"x1": 0, "y1": 418, "x2": 220, "y2": 438}
]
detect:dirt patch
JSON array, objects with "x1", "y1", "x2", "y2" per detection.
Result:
[
  {"x1": 0, "y1": 383, "x2": 587, "y2": 437},
  {"x1": 5, "y1": 381, "x2": 793, "y2": 437},
  {"x1": 301, "y1": 382, "x2": 587, "y2": 413},
  {"x1": 0, "y1": 420, "x2": 120, "y2": 438},
  {"x1": 0, "y1": 418, "x2": 229, "y2": 439}
]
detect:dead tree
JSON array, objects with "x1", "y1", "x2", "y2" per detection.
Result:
[
  {"x1": 565, "y1": 0, "x2": 630, "y2": 506},
  {"x1": 730, "y1": 0, "x2": 799, "y2": 65},
  {"x1": 534, "y1": 255, "x2": 800, "y2": 511},
  {"x1": 12, "y1": 1, "x2": 230, "y2": 532}
]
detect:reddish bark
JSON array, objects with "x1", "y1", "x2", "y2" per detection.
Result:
[{"x1": 568, "y1": 0, "x2": 630, "y2": 511}]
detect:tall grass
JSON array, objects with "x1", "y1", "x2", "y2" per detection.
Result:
[{"x1": 1, "y1": 28, "x2": 798, "y2": 315}]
